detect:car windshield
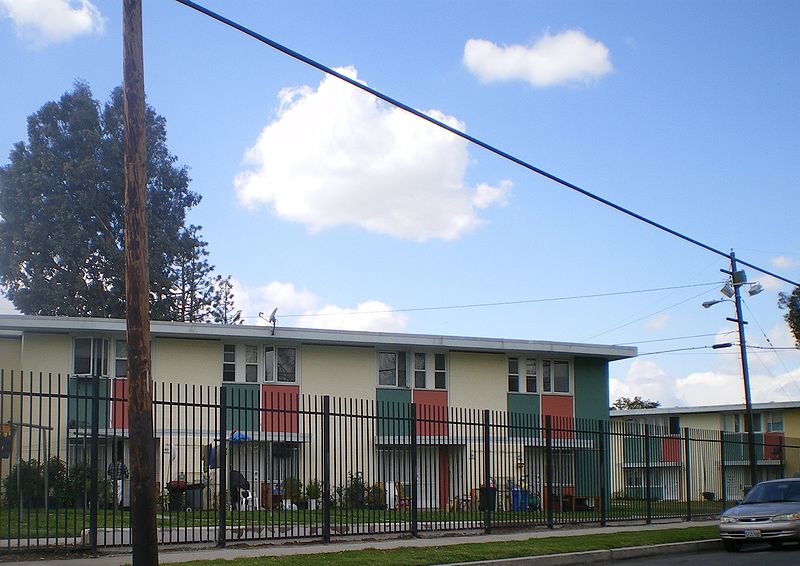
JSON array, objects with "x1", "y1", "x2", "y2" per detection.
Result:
[{"x1": 742, "y1": 482, "x2": 800, "y2": 504}]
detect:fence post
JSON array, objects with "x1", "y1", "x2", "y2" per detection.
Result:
[
  {"x1": 410, "y1": 403, "x2": 419, "y2": 537},
  {"x1": 322, "y1": 395, "x2": 331, "y2": 543},
  {"x1": 482, "y1": 408, "x2": 491, "y2": 535},
  {"x1": 644, "y1": 424, "x2": 652, "y2": 524},
  {"x1": 545, "y1": 415, "x2": 553, "y2": 529},
  {"x1": 719, "y1": 430, "x2": 727, "y2": 510},
  {"x1": 89, "y1": 371, "x2": 100, "y2": 552},
  {"x1": 684, "y1": 427, "x2": 692, "y2": 521},
  {"x1": 217, "y1": 386, "x2": 227, "y2": 548},
  {"x1": 598, "y1": 419, "x2": 607, "y2": 527}
]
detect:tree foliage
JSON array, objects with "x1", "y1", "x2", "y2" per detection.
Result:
[
  {"x1": 0, "y1": 82, "x2": 236, "y2": 321},
  {"x1": 778, "y1": 287, "x2": 800, "y2": 347},
  {"x1": 610, "y1": 396, "x2": 661, "y2": 410},
  {"x1": 210, "y1": 275, "x2": 242, "y2": 325}
]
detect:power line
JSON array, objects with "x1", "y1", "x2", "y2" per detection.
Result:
[
  {"x1": 247, "y1": 281, "x2": 723, "y2": 319},
  {"x1": 616, "y1": 331, "x2": 737, "y2": 346},
  {"x1": 174, "y1": 0, "x2": 800, "y2": 289}
]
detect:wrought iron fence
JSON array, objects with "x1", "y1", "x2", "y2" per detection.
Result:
[{"x1": 1, "y1": 369, "x2": 798, "y2": 552}]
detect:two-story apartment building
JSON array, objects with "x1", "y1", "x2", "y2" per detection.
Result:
[
  {"x1": 0, "y1": 315, "x2": 635, "y2": 510},
  {"x1": 609, "y1": 402, "x2": 800, "y2": 502}
]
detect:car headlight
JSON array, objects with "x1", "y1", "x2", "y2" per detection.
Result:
[
  {"x1": 772, "y1": 513, "x2": 800, "y2": 521},
  {"x1": 720, "y1": 516, "x2": 739, "y2": 524}
]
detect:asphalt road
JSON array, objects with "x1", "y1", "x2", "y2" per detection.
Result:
[{"x1": 603, "y1": 542, "x2": 800, "y2": 565}]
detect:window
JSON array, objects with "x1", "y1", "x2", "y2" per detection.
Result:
[
  {"x1": 264, "y1": 346, "x2": 297, "y2": 383},
  {"x1": 752, "y1": 413, "x2": 762, "y2": 432},
  {"x1": 508, "y1": 358, "x2": 520, "y2": 392},
  {"x1": 434, "y1": 354, "x2": 446, "y2": 389},
  {"x1": 244, "y1": 345, "x2": 259, "y2": 382},
  {"x1": 115, "y1": 340, "x2": 128, "y2": 378},
  {"x1": 411, "y1": 352, "x2": 447, "y2": 390},
  {"x1": 525, "y1": 359, "x2": 537, "y2": 393},
  {"x1": 723, "y1": 414, "x2": 741, "y2": 433},
  {"x1": 541, "y1": 360, "x2": 571, "y2": 394},
  {"x1": 668, "y1": 416, "x2": 680, "y2": 435},
  {"x1": 766, "y1": 412, "x2": 784, "y2": 433},
  {"x1": 73, "y1": 338, "x2": 109, "y2": 376},
  {"x1": 378, "y1": 352, "x2": 407, "y2": 387},
  {"x1": 222, "y1": 344, "x2": 236, "y2": 382},
  {"x1": 414, "y1": 353, "x2": 426, "y2": 388},
  {"x1": 276, "y1": 347, "x2": 296, "y2": 382},
  {"x1": 508, "y1": 357, "x2": 538, "y2": 393}
]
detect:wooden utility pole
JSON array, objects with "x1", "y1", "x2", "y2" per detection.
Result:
[{"x1": 123, "y1": 0, "x2": 159, "y2": 563}]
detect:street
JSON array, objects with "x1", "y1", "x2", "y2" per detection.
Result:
[{"x1": 604, "y1": 543, "x2": 800, "y2": 565}]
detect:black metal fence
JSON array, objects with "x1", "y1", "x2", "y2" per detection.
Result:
[{"x1": 1, "y1": 369, "x2": 799, "y2": 551}]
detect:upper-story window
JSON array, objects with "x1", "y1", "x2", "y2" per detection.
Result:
[
  {"x1": 411, "y1": 352, "x2": 447, "y2": 390},
  {"x1": 508, "y1": 358, "x2": 538, "y2": 393},
  {"x1": 222, "y1": 344, "x2": 298, "y2": 383},
  {"x1": 73, "y1": 337, "x2": 109, "y2": 377},
  {"x1": 114, "y1": 340, "x2": 128, "y2": 378},
  {"x1": 264, "y1": 346, "x2": 297, "y2": 383},
  {"x1": 378, "y1": 351, "x2": 408, "y2": 387},
  {"x1": 542, "y1": 359, "x2": 571, "y2": 394},
  {"x1": 765, "y1": 411, "x2": 784, "y2": 432},
  {"x1": 508, "y1": 358, "x2": 571, "y2": 394}
]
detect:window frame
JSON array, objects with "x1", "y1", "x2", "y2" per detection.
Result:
[
  {"x1": 542, "y1": 359, "x2": 572, "y2": 395},
  {"x1": 72, "y1": 337, "x2": 110, "y2": 377},
  {"x1": 410, "y1": 351, "x2": 447, "y2": 390},
  {"x1": 507, "y1": 357, "x2": 540, "y2": 394},
  {"x1": 377, "y1": 351, "x2": 408, "y2": 388},
  {"x1": 263, "y1": 344, "x2": 299, "y2": 384}
]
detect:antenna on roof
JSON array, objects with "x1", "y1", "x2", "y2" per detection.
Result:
[{"x1": 259, "y1": 308, "x2": 278, "y2": 335}]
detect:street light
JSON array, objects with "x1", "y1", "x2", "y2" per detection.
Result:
[{"x1": 702, "y1": 250, "x2": 762, "y2": 491}]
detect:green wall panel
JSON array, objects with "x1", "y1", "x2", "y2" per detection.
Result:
[
  {"x1": 507, "y1": 393, "x2": 539, "y2": 438},
  {"x1": 573, "y1": 357, "x2": 609, "y2": 422},
  {"x1": 376, "y1": 388, "x2": 412, "y2": 437},
  {"x1": 223, "y1": 384, "x2": 260, "y2": 432},
  {"x1": 67, "y1": 377, "x2": 110, "y2": 429}
]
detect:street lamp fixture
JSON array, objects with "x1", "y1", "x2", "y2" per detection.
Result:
[{"x1": 703, "y1": 250, "x2": 761, "y2": 491}]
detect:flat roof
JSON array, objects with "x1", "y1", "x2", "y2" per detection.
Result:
[
  {"x1": 0, "y1": 314, "x2": 636, "y2": 361},
  {"x1": 609, "y1": 400, "x2": 800, "y2": 417}
]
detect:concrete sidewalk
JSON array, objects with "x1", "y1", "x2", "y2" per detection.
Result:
[{"x1": 0, "y1": 520, "x2": 720, "y2": 565}]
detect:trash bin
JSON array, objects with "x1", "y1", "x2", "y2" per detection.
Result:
[
  {"x1": 166, "y1": 480, "x2": 188, "y2": 511},
  {"x1": 511, "y1": 489, "x2": 529, "y2": 511},
  {"x1": 479, "y1": 487, "x2": 496, "y2": 512},
  {"x1": 185, "y1": 483, "x2": 205, "y2": 511}
]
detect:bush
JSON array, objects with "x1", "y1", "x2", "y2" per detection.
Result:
[{"x1": 3, "y1": 459, "x2": 45, "y2": 507}]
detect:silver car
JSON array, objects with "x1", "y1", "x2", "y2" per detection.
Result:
[{"x1": 719, "y1": 478, "x2": 800, "y2": 552}]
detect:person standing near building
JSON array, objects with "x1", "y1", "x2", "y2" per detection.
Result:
[{"x1": 107, "y1": 454, "x2": 129, "y2": 508}]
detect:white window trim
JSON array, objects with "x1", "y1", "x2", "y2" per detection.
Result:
[
  {"x1": 72, "y1": 336, "x2": 110, "y2": 377},
  {"x1": 507, "y1": 357, "x2": 572, "y2": 395},
  {"x1": 376, "y1": 350, "x2": 409, "y2": 389},
  {"x1": 410, "y1": 351, "x2": 447, "y2": 391},
  {"x1": 222, "y1": 343, "x2": 300, "y2": 385}
]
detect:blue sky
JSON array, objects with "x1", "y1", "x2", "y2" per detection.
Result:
[{"x1": 1, "y1": 0, "x2": 799, "y2": 408}]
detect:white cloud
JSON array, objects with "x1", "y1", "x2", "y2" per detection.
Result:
[
  {"x1": 643, "y1": 313, "x2": 668, "y2": 331},
  {"x1": 770, "y1": 256, "x2": 799, "y2": 270},
  {"x1": 234, "y1": 67, "x2": 510, "y2": 241},
  {"x1": 463, "y1": 30, "x2": 613, "y2": 87},
  {"x1": 610, "y1": 359, "x2": 679, "y2": 407},
  {"x1": 0, "y1": 0, "x2": 104, "y2": 45},
  {"x1": 231, "y1": 279, "x2": 408, "y2": 332}
]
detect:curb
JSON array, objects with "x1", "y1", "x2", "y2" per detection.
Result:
[{"x1": 442, "y1": 539, "x2": 721, "y2": 565}]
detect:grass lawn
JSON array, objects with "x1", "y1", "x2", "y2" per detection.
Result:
[
  {"x1": 175, "y1": 526, "x2": 720, "y2": 566},
  {"x1": 0, "y1": 500, "x2": 727, "y2": 538}
]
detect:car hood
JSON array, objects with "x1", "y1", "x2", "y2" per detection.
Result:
[{"x1": 723, "y1": 502, "x2": 800, "y2": 517}]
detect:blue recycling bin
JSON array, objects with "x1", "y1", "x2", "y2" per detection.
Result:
[{"x1": 511, "y1": 489, "x2": 529, "y2": 511}]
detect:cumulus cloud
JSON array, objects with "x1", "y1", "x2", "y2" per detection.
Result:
[
  {"x1": 610, "y1": 359, "x2": 679, "y2": 407},
  {"x1": 0, "y1": 0, "x2": 104, "y2": 45},
  {"x1": 231, "y1": 279, "x2": 408, "y2": 333},
  {"x1": 463, "y1": 30, "x2": 613, "y2": 87},
  {"x1": 234, "y1": 67, "x2": 510, "y2": 241}
]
